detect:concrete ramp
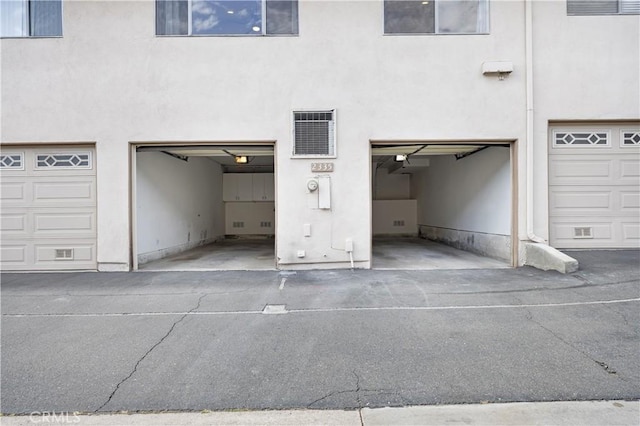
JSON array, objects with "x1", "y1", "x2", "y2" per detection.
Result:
[{"x1": 524, "y1": 242, "x2": 579, "y2": 273}]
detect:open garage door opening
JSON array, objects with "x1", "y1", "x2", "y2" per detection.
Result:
[
  {"x1": 371, "y1": 142, "x2": 515, "y2": 270},
  {"x1": 133, "y1": 143, "x2": 276, "y2": 271}
]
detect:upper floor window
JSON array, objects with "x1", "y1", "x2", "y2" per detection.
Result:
[
  {"x1": 568, "y1": 0, "x2": 640, "y2": 15},
  {"x1": 156, "y1": 0, "x2": 298, "y2": 36},
  {"x1": 0, "y1": 0, "x2": 62, "y2": 37},
  {"x1": 384, "y1": 0, "x2": 489, "y2": 35}
]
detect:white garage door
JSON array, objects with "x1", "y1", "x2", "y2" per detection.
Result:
[
  {"x1": 549, "y1": 125, "x2": 640, "y2": 248},
  {"x1": 1, "y1": 147, "x2": 97, "y2": 270}
]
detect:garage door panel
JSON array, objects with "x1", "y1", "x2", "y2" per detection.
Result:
[
  {"x1": 620, "y1": 159, "x2": 640, "y2": 181},
  {"x1": 549, "y1": 156, "x2": 640, "y2": 186},
  {"x1": 35, "y1": 243, "x2": 94, "y2": 262},
  {"x1": 33, "y1": 211, "x2": 95, "y2": 235},
  {"x1": 550, "y1": 186, "x2": 639, "y2": 216},
  {"x1": 550, "y1": 190, "x2": 612, "y2": 211},
  {"x1": 1, "y1": 214, "x2": 27, "y2": 233},
  {"x1": 621, "y1": 191, "x2": 640, "y2": 210},
  {"x1": 0, "y1": 181, "x2": 28, "y2": 203},
  {"x1": 32, "y1": 179, "x2": 95, "y2": 205},
  {"x1": 549, "y1": 159, "x2": 611, "y2": 182},
  {"x1": 550, "y1": 218, "x2": 638, "y2": 248},
  {"x1": 622, "y1": 223, "x2": 640, "y2": 242},
  {"x1": 551, "y1": 220, "x2": 612, "y2": 241},
  {"x1": 0, "y1": 245, "x2": 27, "y2": 265}
]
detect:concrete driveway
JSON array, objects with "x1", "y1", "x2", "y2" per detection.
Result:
[{"x1": 1, "y1": 250, "x2": 638, "y2": 414}]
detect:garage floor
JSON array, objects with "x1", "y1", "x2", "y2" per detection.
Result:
[
  {"x1": 139, "y1": 237, "x2": 509, "y2": 271},
  {"x1": 138, "y1": 239, "x2": 276, "y2": 271},
  {"x1": 372, "y1": 237, "x2": 510, "y2": 270}
]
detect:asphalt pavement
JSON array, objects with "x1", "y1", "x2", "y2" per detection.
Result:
[{"x1": 1, "y1": 250, "x2": 639, "y2": 423}]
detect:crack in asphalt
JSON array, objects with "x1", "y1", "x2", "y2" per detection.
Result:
[
  {"x1": 306, "y1": 389, "x2": 355, "y2": 408},
  {"x1": 353, "y1": 370, "x2": 362, "y2": 409},
  {"x1": 94, "y1": 294, "x2": 207, "y2": 413},
  {"x1": 599, "y1": 303, "x2": 640, "y2": 338},
  {"x1": 520, "y1": 303, "x2": 630, "y2": 383},
  {"x1": 307, "y1": 370, "x2": 400, "y2": 414}
]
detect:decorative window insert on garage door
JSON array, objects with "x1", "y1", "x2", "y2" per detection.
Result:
[
  {"x1": 548, "y1": 125, "x2": 640, "y2": 249},
  {"x1": 0, "y1": 147, "x2": 97, "y2": 271}
]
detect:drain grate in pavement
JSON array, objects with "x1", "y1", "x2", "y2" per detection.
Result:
[{"x1": 262, "y1": 304, "x2": 288, "y2": 315}]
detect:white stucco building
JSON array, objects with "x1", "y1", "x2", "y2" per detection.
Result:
[{"x1": 1, "y1": 0, "x2": 638, "y2": 272}]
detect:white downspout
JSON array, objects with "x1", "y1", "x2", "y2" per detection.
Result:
[{"x1": 525, "y1": 0, "x2": 545, "y2": 244}]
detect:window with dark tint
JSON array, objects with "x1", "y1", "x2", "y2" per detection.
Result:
[
  {"x1": 156, "y1": 0, "x2": 298, "y2": 35},
  {"x1": 0, "y1": 0, "x2": 62, "y2": 37},
  {"x1": 384, "y1": 0, "x2": 489, "y2": 34},
  {"x1": 567, "y1": 0, "x2": 640, "y2": 15}
]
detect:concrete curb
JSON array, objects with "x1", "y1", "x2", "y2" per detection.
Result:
[{"x1": 2, "y1": 400, "x2": 638, "y2": 425}]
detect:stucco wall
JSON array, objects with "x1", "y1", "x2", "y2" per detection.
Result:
[
  {"x1": 136, "y1": 152, "x2": 224, "y2": 262},
  {"x1": 1, "y1": 0, "x2": 528, "y2": 269},
  {"x1": 411, "y1": 147, "x2": 511, "y2": 236}
]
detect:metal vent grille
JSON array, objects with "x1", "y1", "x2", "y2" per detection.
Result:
[
  {"x1": 260, "y1": 221, "x2": 272, "y2": 228},
  {"x1": 573, "y1": 227, "x2": 593, "y2": 239},
  {"x1": 554, "y1": 132, "x2": 609, "y2": 146},
  {"x1": 55, "y1": 249, "x2": 74, "y2": 260},
  {"x1": 232, "y1": 222, "x2": 245, "y2": 228},
  {"x1": 294, "y1": 111, "x2": 335, "y2": 156},
  {"x1": 393, "y1": 220, "x2": 405, "y2": 227}
]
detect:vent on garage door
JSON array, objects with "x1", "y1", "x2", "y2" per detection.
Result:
[
  {"x1": 55, "y1": 249, "x2": 74, "y2": 260},
  {"x1": 573, "y1": 227, "x2": 593, "y2": 239}
]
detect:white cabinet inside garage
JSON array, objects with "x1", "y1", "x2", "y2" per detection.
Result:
[
  {"x1": 222, "y1": 173, "x2": 253, "y2": 201},
  {"x1": 549, "y1": 125, "x2": 640, "y2": 248},
  {"x1": 223, "y1": 173, "x2": 275, "y2": 235},
  {"x1": 223, "y1": 173, "x2": 274, "y2": 202},
  {"x1": 0, "y1": 147, "x2": 97, "y2": 270}
]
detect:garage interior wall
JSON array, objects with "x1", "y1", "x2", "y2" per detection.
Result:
[
  {"x1": 135, "y1": 152, "x2": 224, "y2": 264},
  {"x1": 411, "y1": 147, "x2": 511, "y2": 260},
  {"x1": 372, "y1": 168, "x2": 417, "y2": 236}
]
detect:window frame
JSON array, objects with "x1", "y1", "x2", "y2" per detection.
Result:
[
  {"x1": 291, "y1": 109, "x2": 337, "y2": 158},
  {"x1": 567, "y1": 0, "x2": 640, "y2": 16},
  {"x1": 155, "y1": 0, "x2": 299, "y2": 37},
  {"x1": 620, "y1": 129, "x2": 640, "y2": 147},
  {"x1": 34, "y1": 151, "x2": 93, "y2": 170},
  {"x1": 0, "y1": 0, "x2": 63, "y2": 38},
  {"x1": 551, "y1": 130, "x2": 612, "y2": 148},
  {"x1": 383, "y1": 0, "x2": 490, "y2": 36}
]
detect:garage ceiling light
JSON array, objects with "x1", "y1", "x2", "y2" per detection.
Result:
[{"x1": 234, "y1": 156, "x2": 248, "y2": 164}]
